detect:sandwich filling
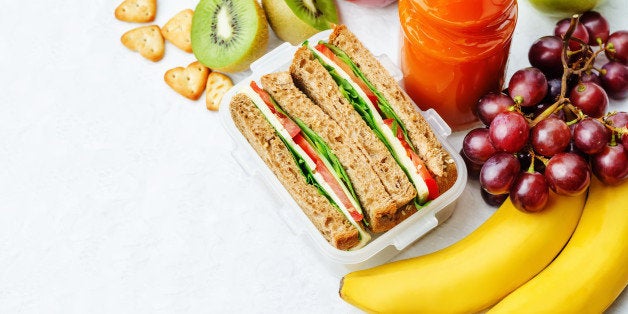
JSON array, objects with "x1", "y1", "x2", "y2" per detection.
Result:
[
  {"x1": 240, "y1": 82, "x2": 371, "y2": 249},
  {"x1": 307, "y1": 42, "x2": 439, "y2": 205}
]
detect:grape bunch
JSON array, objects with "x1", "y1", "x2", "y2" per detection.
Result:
[{"x1": 462, "y1": 12, "x2": 628, "y2": 212}]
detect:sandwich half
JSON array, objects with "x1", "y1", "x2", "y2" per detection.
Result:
[
  {"x1": 230, "y1": 82, "x2": 371, "y2": 250},
  {"x1": 327, "y1": 25, "x2": 458, "y2": 192}
]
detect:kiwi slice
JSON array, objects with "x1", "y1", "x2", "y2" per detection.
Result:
[
  {"x1": 285, "y1": 0, "x2": 338, "y2": 30},
  {"x1": 263, "y1": 0, "x2": 338, "y2": 45},
  {"x1": 191, "y1": 0, "x2": 269, "y2": 73}
]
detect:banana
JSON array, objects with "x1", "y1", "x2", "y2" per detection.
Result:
[
  {"x1": 339, "y1": 191, "x2": 587, "y2": 313},
  {"x1": 488, "y1": 179, "x2": 628, "y2": 313}
]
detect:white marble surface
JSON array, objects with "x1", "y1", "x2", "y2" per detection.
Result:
[{"x1": 0, "y1": 0, "x2": 626, "y2": 312}]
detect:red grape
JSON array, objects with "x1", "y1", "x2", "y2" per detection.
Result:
[
  {"x1": 569, "y1": 82, "x2": 609, "y2": 118},
  {"x1": 463, "y1": 128, "x2": 497, "y2": 164},
  {"x1": 544, "y1": 78, "x2": 563, "y2": 103},
  {"x1": 591, "y1": 144, "x2": 628, "y2": 185},
  {"x1": 580, "y1": 11, "x2": 610, "y2": 45},
  {"x1": 489, "y1": 111, "x2": 530, "y2": 153},
  {"x1": 566, "y1": 141, "x2": 587, "y2": 159},
  {"x1": 481, "y1": 188, "x2": 508, "y2": 207},
  {"x1": 573, "y1": 118, "x2": 610, "y2": 154},
  {"x1": 545, "y1": 152, "x2": 591, "y2": 196},
  {"x1": 606, "y1": 31, "x2": 628, "y2": 64},
  {"x1": 600, "y1": 62, "x2": 628, "y2": 99},
  {"x1": 480, "y1": 153, "x2": 521, "y2": 195},
  {"x1": 508, "y1": 68, "x2": 548, "y2": 107},
  {"x1": 476, "y1": 92, "x2": 514, "y2": 126},
  {"x1": 531, "y1": 117, "x2": 571, "y2": 156},
  {"x1": 460, "y1": 149, "x2": 482, "y2": 180},
  {"x1": 606, "y1": 112, "x2": 628, "y2": 129},
  {"x1": 510, "y1": 172, "x2": 549, "y2": 212},
  {"x1": 580, "y1": 71, "x2": 601, "y2": 86},
  {"x1": 602, "y1": 113, "x2": 628, "y2": 172},
  {"x1": 528, "y1": 36, "x2": 564, "y2": 78},
  {"x1": 554, "y1": 18, "x2": 590, "y2": 51}
]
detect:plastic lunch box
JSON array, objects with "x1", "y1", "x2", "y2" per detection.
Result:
[{"x1": 219, "y1": 30, "x2": 468, "y2": 273}]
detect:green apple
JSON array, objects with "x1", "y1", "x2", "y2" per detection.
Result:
[{"x1": 527, "y1": 0, "x2": 602, "y2": 14}]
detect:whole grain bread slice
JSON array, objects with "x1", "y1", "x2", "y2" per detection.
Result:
[
  {"x1": 261, "y1": 72, "x2": 410, "y2": 231},
  {"x1": 230, "y1": 93, "x2": 360, "y2": 250},
  {"x1": 328, "y1": 25, "x2": 458, "y2": 193},
  {"x1": 290, "y1": 47, "x2": 417, "y2": 233}
]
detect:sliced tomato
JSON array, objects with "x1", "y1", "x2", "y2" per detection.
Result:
[
  {"x1": 294, "y1": 134, "x2": 317, "y2": 161},
  {"x1": 250, "y1": 81, "x2": 301, "y2": 138},
  {"x1": 250, "y1": 81, "x2": 274, "y2": 113},
  {"x1": 294, "y1": 134, "x2": 363, "y2": 222},
  {"x1": 315, "y1": 44, "x2": 380, "y2": 113},
  {"x1": 280, "y1": 117, "x2": 301, "y2": 138},
  {"x1": 383, "y1": 119, "x2": 440, "y2": 201},
  {"x1": 409, "y1": 149, "x2": 440, "y2": 201}
]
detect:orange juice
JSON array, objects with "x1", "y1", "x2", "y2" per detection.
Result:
[{"x1": 399, "y1": 0, "x2": 518, "y2": 130}]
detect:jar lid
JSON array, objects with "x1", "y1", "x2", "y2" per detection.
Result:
[{"x1": 413, "y1": 0, "x2": 516, "y2": 30}]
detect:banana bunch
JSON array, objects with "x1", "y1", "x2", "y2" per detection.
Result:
[
  {"x1": 340, "y1": 180, "x2": 628, "y2": 313},
  {"x1": 489, "y1": 178, "x2": 628, "y2": 313}
]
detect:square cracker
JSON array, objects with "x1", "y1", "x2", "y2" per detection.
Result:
[
  {"x1": 164, "y1": 61, "x2": 210, "y2": 100},
  {"x1": 115, "y1": 0, "x2": 157, "y2": 23},
  {"x1": 121, "y1": 25, "x2": 164, "y2": 62},
  {"x1": 162, "y1": 9, "x2": 194, "y2": 53}
]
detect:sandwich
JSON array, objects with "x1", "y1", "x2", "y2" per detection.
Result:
[
  {"x1": 229, "y1": 25, "x2": 458, "y2": 250},
  {"x1": 290, "y1": 25, "x2": 458, "y2": 209}
]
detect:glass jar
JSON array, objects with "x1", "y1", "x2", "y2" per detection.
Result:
[{"x1": 399, "y1": 0, "x2": 518, "y2": 130}]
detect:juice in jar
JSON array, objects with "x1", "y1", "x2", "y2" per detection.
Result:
[{"x1": 399, "y1": 0, "x2": 518, "y2": 130}]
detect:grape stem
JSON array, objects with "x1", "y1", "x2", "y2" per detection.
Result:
[
  {"x1": 536, "y1": 154, "x2": 550, "y2": 167},
  {"x1": 566, "y1": 117, "x2": 579, "y2": 126},
  {"x1": 606, "y1": 42, "x2": 616, "y2": 53},
  {"x1": 602, "y1": 113, "x2": 628, "y2": 136},
  {"x1": 558, "y1": 15, "x2": 580, "y2": 99},
  {"x1": 530, "y1": 99, "x2": 568, "y2": 127},
  {"x1": 610, "y1": 132, "x2": 617, "y2": 146},
  {"x1": 572, "y1": 47, "x2": 606, "y2": 76},
  {"x1": 530, "y1": 14, "x2": 606, "y2": 128},
  {"x1": 530, "y1": 15, "x2": 580, "y2": 127},
  {"x1": 527, "y1": 149, "x2": 536, "y2": 173},
  {"x1": 565, "y1": 103, "x2": 586, "y2": 120}
]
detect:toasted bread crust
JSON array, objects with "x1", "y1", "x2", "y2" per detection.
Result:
[
  {"x1": 230, "y1": 93, "x2": 360, "y2": 250},
  {"x1": 328, "y1": 25, "x2": 458, "y2": 193},
  {"x1": 261, "y1": 72, "x2": 408, "y2": 231},
  {"x1": 290, "y1": 47, "x2": 415, "y2": 233}
]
